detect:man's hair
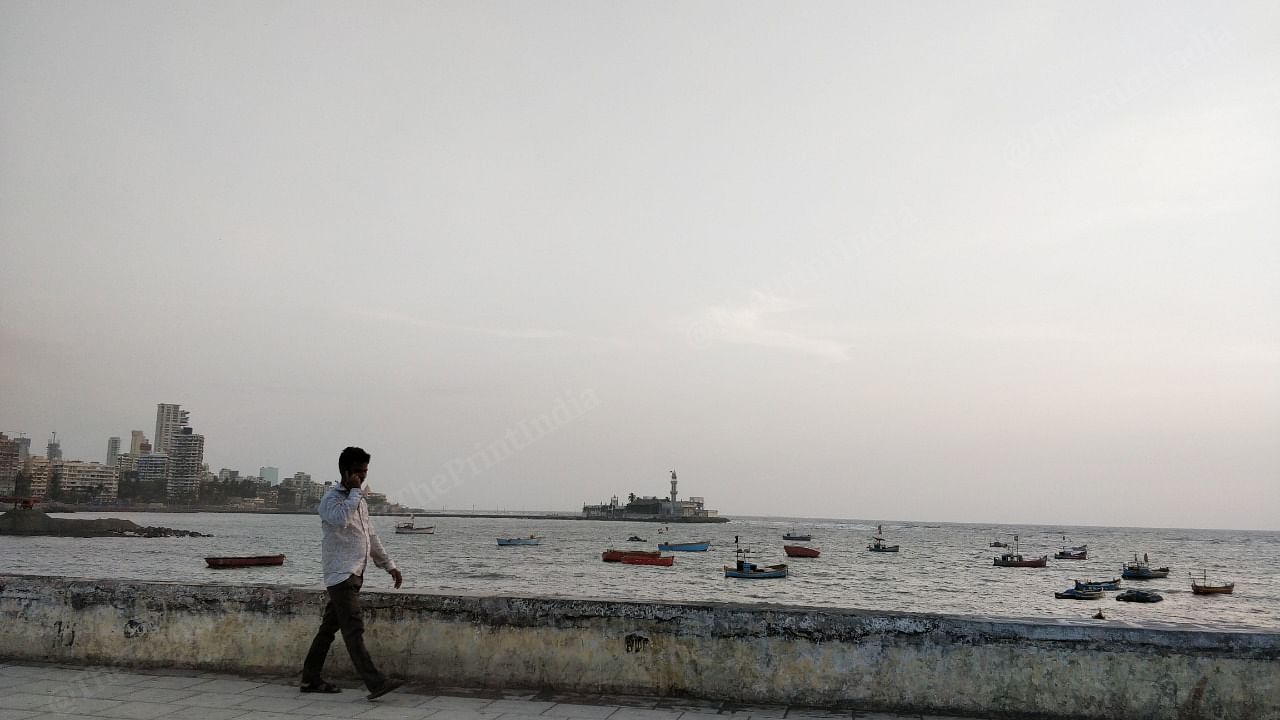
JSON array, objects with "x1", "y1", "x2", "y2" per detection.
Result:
[{"x1": 338, "y1": 446, "x2": 371, "y2": 475}]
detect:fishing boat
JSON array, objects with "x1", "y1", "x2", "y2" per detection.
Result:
[
  {"x1": 621, "y1": 554, "x2": 674, "y2": 567},
  {"x1": 657, "y1": 540, "x2": 711, "y2": 552},
  {"x1": 1121, "y1": 553, "x2": 1169, "y2": 579},
  {"x1": 601, "y1": 549, "x2": 661, "y2": 562},
  {"x1": 1055, "y1": 586, "x2": 1104, "y2": 600},
  {"x1": 784, "y1": 545, "x2": 820, "y2": 558},
  {"x1": 1053, "y1": 537, "x2": 1087, "y2": 560},
  {"x1": 1075, "y1": 578, "x2": 1122, "y2": 591},
  {"x1": 626, "y1": 535, "x2": 647, "y2": 542},
  {"x1": 1190, "y1": 570, "x2": 1235, "y2": 595},
  {"x1": 993, "y1": 536, "x2": 1047, "y2": 568},
  {"x1": 867, "y1": 524, "x2": 899, "y2": 552},
  {"x1": 394, "y1": 515, "x2": 435, "y2": 535},
  {"x1": 1116, "y1": 589, "x2": 1163, "y2": 603},
  {"x1": 782, "y1": 531, "x2": 811, "y2": 541},
  {"x1": 205, "y1": 555, "x2": 285, "y2": 568},
  {"x1": 497, "y1": 536, "x2": 543, "y2": 546},
  {"x1": 990, "y1": 535, "x2": 1009, "y2": 548},
  {"x1": 724, "y1": 549, "x2": 788, "y2": 579}
]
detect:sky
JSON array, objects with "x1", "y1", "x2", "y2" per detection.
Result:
[{"x1": 1, "y1": 2, "x2": 1277, "y2": 531}]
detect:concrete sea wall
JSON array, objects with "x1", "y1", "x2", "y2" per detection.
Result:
[{"x1": 1, "y1": 575, "x2": 1277, "y2": 720}]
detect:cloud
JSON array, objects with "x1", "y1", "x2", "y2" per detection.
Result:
[
  {"x1": 351, "y1": 308, "x2": 568, "y2": 340},
  {"x1": 682, "y1": 293, "x2": 850, "y2": 360}
]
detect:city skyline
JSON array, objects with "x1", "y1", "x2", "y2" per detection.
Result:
[{"x1": 2, "y1": 3, "x2": 1277, "y2": 531}]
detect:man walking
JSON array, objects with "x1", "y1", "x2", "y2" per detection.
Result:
[{"x1": 300, "y1": 446, "x2": 404, "y2": 700}]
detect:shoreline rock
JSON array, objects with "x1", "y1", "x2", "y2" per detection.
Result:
[{"x1": 0, "y1": 509, "x2": 210, "y2": 538}]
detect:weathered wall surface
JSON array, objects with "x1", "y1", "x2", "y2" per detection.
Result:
[{"x1": 1, "y1": 575, "x2": 1277, "y2": 720}]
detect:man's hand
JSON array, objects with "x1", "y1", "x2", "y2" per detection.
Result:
[{"x1": 389, "y1": 568, "x2": 403, "y2": 589}]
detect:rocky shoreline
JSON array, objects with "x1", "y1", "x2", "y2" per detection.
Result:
[{"x1": 0, "y1": 509, "x2": 209, "y2": 538}]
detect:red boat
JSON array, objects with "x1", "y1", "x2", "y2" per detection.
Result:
[
  {"x1": 601, "y1": 549, "x2": 661, "y2": 562},
  {"x1": 205, "y1": 555, "x2": 285, "y2": 568},
  {"x1": 784, "y1": 545, "x2": 820, "y2": 558},
  {"x1": 620, "y1": 554, "x2": 674, "y2": 566}
]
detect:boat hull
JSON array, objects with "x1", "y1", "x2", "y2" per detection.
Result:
[
  {"x1": 497, "y1": 538, "x2": 542, "y2": 546},
  {"x1": 395, "y1": 527, "x2": 434, "y2": 534},
  {"x1": 621, "y1": 554, "x2": 674, "y2": 566},
  {"x1": 1116, "y1": 590, "x2": 1163, "y2": 603},
  {"x1": 1121, "y1": 567, "x2": 1170, "y2": 579},
  {"x1": 993, "y1": 555, "x2": 1047, "y2": 567},
  {"x1": 783, "y1": 545, "x2": 820, "y2": 558},
  {"x1": 1055, "y1": 588, "x2": 1104, "y2": 600},
  {"x1": 868, "y1": 544, "x2": 899, "y2": 552},
  {"x1": 782, "y1": 534, "x2": 811, "y2": 542},
  {"x1": 1054, "y1": 551, "x2": 1087, "y2": 560},
  {"x1": 1076, "y1": 578, "x2": 1122, "y2": 591},
  {"x1": 657, "y1": 541, "x2": 711, "y2": 552},
  {"x1": 724, "y1": 563, "x2": 788, "y2": 579},
  {"x1": 1191, "y1": 583, "x2": 1234, "y2": 595},
  {"x1": 205, "y1": 555, "x2": 285, "y2": 568},
  {"x1": 602, "y1": 549, "x2": 661, "y2": 562}
]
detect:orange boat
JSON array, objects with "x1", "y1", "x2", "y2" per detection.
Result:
[
  {"x1": 601, "y1": 549, "x2": 661, "y2": 562},
  {"x1": 1190, "y1": 571, "x2": 1235, "y2": 595},
  {"x1": 620, "y1": 554, "x2": 674, "y2": 566},
  {"x1": 784, "y1": 545, "x2": 820, "y2": 558},
  {"x1": 205, "y1": 555, "x2": 285, "y2": 568}
]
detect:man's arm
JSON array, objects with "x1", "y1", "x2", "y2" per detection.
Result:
[
  {"x1": 368, "y1": 515, "x2": 403, "y2": 588},
  {"x1": 318, "y1": 488, "x2": 361, "y2": 526}
]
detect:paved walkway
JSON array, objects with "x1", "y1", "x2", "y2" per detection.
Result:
[{"x1": 0, "y1": 661, "x2": 999, "y2": 720}]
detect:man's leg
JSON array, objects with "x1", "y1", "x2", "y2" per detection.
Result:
[
  {"x1": 328, "y1": 574, "x2": 388, "y2": 690},
  {"x1": 301, "y1": 595, "x2": 341, "y2": 685}
]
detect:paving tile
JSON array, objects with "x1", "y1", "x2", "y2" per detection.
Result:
[
  {"x1": 225, "y1": 712, "x2": 308, "y2": 720},
  {"x1": 786, "y1": 709, "x2": 852, "y2": 719},
  {"x1": 173, "y1": 709, "x2": 252, "y2": 720},
  {"x1": 0, "y1": 677, "x2": 27, "y2": 692},
  {"x1": 605, "y1": 709, "x2": 685, "y2": 720},
  {"x1": 131, "y1": 675, "x2": 212, "y2": 690},
  {"x1": 111, "y1": 687, "x2": 199, "y2": 704},
  {"x1": 422, "y1": 698, "x2": 497, "y2": 711},
  {"x1": 545, "y1": 703, "x2": 621, "y2": 719},
  {"x1": 172, "y1": 691, "x2": 254, "y2": 709},
  {"x1": 355, "y1": 706, "x2": 440, "y2": 720},
  {"x1": 720, "y1": 706, "x2": 787, "y2": 719},
  {"x1": 424, "y1": 710, "x2": 503, "y2": 720},
  {"x1": 240, "y1": 684, "x2": 312, "y2": 699},
  {"x1": 187, "y1": 679, "x2": 268, "y2": 694},
  {"x1": 26, "y1": 697, "x2": 123, "y2": 716},
  {"x1": 0, "y1": 695, "x2": 60, "y2": 712},
  {"x1": 480, "y1": 700, "x2": 557, "y2": 715},
  {"x1": 95, "y1": 701, "x2": 187, "y2": 719},
  {"x1": 0, "y1": 709, "x2": 42, "y2": 720},
  {"x1": 235, "y1": 695, "x2": 319, "y2": 713}
]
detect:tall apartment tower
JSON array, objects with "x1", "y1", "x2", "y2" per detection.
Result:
[
  {"x1": 46, "y1": 433, "x2": 62, "y2": 462},
  {"x1": 130, "y1": 430, "x2": 147, "y2": 455},
  {"x1": 168, "y1": 427, "x2": 205, "y2": 498},
  {"x1": 154, "y1": 404, "x2": 189, "y2": 455},
  {"x1": 259, "y1": 466, "x2": 280, "y2": 485},
  {"x1": 106, "y1": 437, "x2": 121, "y2": 467}
]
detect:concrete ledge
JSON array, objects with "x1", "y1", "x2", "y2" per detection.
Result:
[{"x1": 2, "y1": 574, "x2": 1277, "y2": 720}]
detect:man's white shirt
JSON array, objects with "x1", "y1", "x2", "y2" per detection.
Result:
[{"x1": 318, "y1": 485, "x2": 397, "y2": 588}]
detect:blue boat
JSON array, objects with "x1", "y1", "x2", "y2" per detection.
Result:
[
  {"x1": 724, "y1": 558, "x2": 788, "y2": 579},
  {"x1": 1075, "y1": 578, "x2": 1122, "y2": 591},
  {"x1": 658, "y1": 540, "x2": 711, "y2": 552}
]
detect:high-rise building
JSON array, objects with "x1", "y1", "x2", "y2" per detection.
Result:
[
  {"x1": 0, "y1": 433, "x2": 19, "y2": 495},
  {"x1": 154, "y1": 404, "x2": 189, "y2": 455},
  {"x1": 168, "y1": 427, "x2": 204, "y2": 498},
  {"x1": 24, "y1": 456, "x2": 52, "y2": 498},
  {"x1": 46, "y1": 433, "x2": 62, "y2": 462},
  {"x1": 136, "y1": 454, "x2": 169, "y2": 493},
  {"x1": 57, "y1": 461, "x2": 119, "y2": 502},
  {"x1": 130, "y1": 430, "x2": 147, "y2": 455},
  {"x1": 106, "y1": 437, "x2": 121, "y2": 467},
  {"x1": 259, "y1": 466, "x2": 279, "y2": 485},
  {"x1": 14, "y1": 436, "x2": 30, "y2": 463}
]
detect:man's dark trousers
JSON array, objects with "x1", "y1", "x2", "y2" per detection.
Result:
[{"x1": 302, "y1": 574, "x2": 388, "y2": 690}]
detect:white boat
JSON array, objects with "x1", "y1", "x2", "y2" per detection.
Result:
[
  {"x1": 497, "y1": 535, "x2": 543, "y2": 546},
  {"x1": 394, "y1": 515, "x2": 435, "y2": 535}
]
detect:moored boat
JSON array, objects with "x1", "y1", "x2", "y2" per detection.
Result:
[
  {"x1": 1055, "y1": 587, "x2": 1103, "y2": 600},
  {"x1": 993, "y1": 536, "x2": 1046, "y2": 567},
  {"x1": 1190, "y1": 570, "x2": 1234, "y2": 595},
  {"x1": 602, "y1": 549, "x2": 661, "y2": 562},
  {"x1": 867, "y1": 524, "x2": 899, "y2": 552},
  {"x1": 1116, "y1": 589, "x2": 1163, "y2": 603},
  {"x1": 1053, "y1": 536, "x2": 1087, "y2": 559},
  {"x1": 657, "y1": 540, "x2": 711, "y2": 552},
  {"x1": 784, "y1": 545, "x2": 820, "y2": 558},
  {"x1": 724, "y1": 559, "x2": 788, "y2": 579},
  {"x1": 621, "y1": 554, "x2": 674, "y2": 566},
  {"x1": 1075, "y1": 578, "x2": 1122, "y2": 591},
  {"x1": 205, "y1": 555, "x2": 285, "y2": 568},
  {"x1": 497, "y1": 536, "x2": 543, "y2": 546},
  {"x1": 626, "y1": 535, "x2": 647, "y2": 542},
  {"x1": 394, "y1": 515, "x2": 435, "y2": 534},
  {"x1": 1121, "y1": 553, "x2": 1169, "y2": 579},
  {"x1": 782, "y1": 531, "x2": 811, "y2": 541}
]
